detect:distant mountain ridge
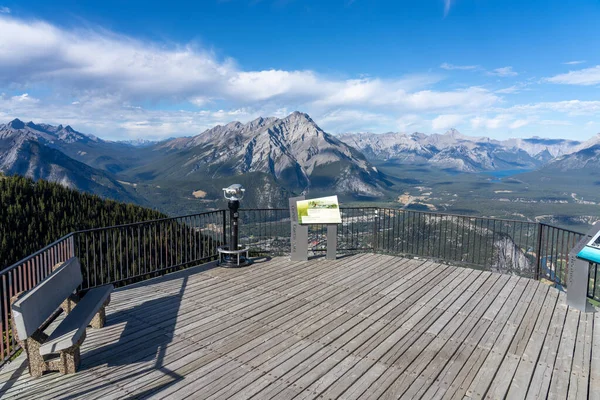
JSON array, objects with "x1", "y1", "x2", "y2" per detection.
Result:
[
  {"x1": 2, "y1": 114, "x2": 599, "y2": 213},
  {"x1": 0, "y1": 119, "x2": 140, "y2": 202},
  {"x1": 338, "y1": 130, "x2": 584, "y2": 172},
  {"x1": 543, "y1": 134, "x2": 600, "y2": 171}
]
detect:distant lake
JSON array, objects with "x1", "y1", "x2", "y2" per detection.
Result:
[{"x1": 481, "y1": 169, "x2": 534, "y2": 182}]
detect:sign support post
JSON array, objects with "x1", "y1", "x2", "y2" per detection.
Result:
[
  {"x1": 289, "y1": 196, "x2": 308, "y2": 261},
  {"x1": 567, "y1": 221, "x2": 600, "y2": 312},
  {"x1": 326, "y1": 224, "x2": 337, "y2": 260}
]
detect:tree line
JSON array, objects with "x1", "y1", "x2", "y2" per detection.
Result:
[{"x1": 0, "y1": 174, "x2": 167, "y2": 270}]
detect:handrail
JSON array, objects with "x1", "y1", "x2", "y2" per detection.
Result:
[
  {"x1": 0, "y1": 233, "x2": 75, "y2": 275},
  {"x1": 72, "y1": 209, "x2": 223, "y2": 234},
  {"x1": 377, "y1": 207, "x2": 542, "y2": 225},
  {"x1": 539, "y1": 222, "x2": 585, "y2": 236}
]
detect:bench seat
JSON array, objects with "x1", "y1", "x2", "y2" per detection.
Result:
[{"x1": 40, "y1": 284, "x2": 113, "y2": 356}]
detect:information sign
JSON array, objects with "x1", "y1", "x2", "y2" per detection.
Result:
[{"x1": 297, "y1": 196, "x2": 342, "y2": 225}]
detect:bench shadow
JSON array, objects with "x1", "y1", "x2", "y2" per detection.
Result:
[
  {"x1": 65, "y1": 274, "x2": 193, "y2": 399},
  {"x1": 0, "y1": 359, "x2": 29, "y2": 396}
]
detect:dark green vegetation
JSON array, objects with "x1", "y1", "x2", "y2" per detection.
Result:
[{"x1": 0, "y1": 174, "x2": 167, "y2": 270}]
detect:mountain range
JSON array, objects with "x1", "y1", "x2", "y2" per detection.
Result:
[
  {"x1": 0, "y1": 112, "x2": 598, "y2": 214},
  {"x1": 0, "y1": 119, "x2": 141, "y2": 203},
  {"x1": 338, "y1": 129, "x2": 587, "y2": 172}
]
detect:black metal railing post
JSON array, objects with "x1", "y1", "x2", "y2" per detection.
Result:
[
  {"x1": 535, "y1": 223, "x2": 544, "y2": 280},
  {"x1": 221, "y1": 209, "x2": 227, "y2": 246},
  {"x1": 373, "y1": 209, "x2": 379, "y2": 252},
  {"x1": 590, "y1": 262, "x2": 598, "y2": 300}
]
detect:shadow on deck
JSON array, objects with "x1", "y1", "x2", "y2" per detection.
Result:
[{"x1": 0, "y1": 254, "x2": 598, "y2": 400}]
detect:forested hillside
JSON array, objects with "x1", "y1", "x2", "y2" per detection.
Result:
[{"x1": 0, "y1": 174, "x2": 167, "y2": 270}]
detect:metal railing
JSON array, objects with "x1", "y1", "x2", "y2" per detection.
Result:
[
  {"x1": 239, "y1": 208, "x2": 595, "y2": 299},
  {"x1": 74, "y1": 210, "x2": 226, "y2": 289},
  {"x1": 536, "y1": 223, "x2": 584, "y2": 290},
  {"x1": 375, "y1": 209, "x2": 540, "y2": 278},
  {"x1": 0, "y1": 206, "x2": 593, "y2": 365}
]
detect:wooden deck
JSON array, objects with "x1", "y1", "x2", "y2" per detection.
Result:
[{"x1": 0, "y1": 254, "x2": 598, "y2": 399}]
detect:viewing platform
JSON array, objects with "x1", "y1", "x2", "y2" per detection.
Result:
[{"x1": 1, "y1": 253, "x2": 598, "y2": 399}]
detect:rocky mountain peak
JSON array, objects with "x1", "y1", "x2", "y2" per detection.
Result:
[
  {"x1": 577, "y1": 132, "x2": 600, "y2": 151},
  {"x1": 287, "y1": 111, "x2": 313, "y2": 121},
  {"x1": 156, "y1": 111, "x2": 384, "y2": 197},
  {"x1": 25, "y1": 121, "x2": 44, "y2": 131},
  {"x1": 444, "y1": 128, "x2": 462, "y2": 137},
  {"x1": 8, "y1": 119, "x2": 25, "y2": 130},
  {"x1": 277, "y1": 111, "x2": 322, "y2": 141}
]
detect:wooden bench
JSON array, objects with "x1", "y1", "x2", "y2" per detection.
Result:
[{"x1": 10, "y1": 257, "x2": 113, "y2": 377}]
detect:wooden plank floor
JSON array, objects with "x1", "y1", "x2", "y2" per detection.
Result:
[{"x1": 0, "y1": 254, "x2": 598, "y2": 399}]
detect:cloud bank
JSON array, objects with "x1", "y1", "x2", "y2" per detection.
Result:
[
  {"x1": 0, "y1": 15, "x2": 596, "y2": 140},
  {"x1": 546, "y1": 65, "x2": 600, "y2": 86}
]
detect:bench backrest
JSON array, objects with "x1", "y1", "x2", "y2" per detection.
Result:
[{"x1": 11, "y1": 257, "x2": 83, "y2": 339}]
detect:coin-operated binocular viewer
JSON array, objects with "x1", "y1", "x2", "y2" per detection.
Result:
[
  {"x1": 567, "y1": 222, "x2": 600, "y2": 311},
  {"x1": 217, "y1": 184, "x2": 249, "y2": 267}
]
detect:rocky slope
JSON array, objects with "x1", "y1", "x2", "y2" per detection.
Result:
[
  {"x1": 0, "y1": 120, "x2": 139, "y2": 202},
  {"x1": 544, "y1": 143, "x2": 600, "y2": 171},
  {"x1": 148, "y1": 112, "x2": 387, "y2": 197}
]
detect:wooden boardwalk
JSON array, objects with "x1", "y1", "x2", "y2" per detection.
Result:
[{"x1": 0, "y1": 254, "x2": 598, "y2": 399}]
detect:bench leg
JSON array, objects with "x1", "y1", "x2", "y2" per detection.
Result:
[
  {"x1": 90, "y1": 295, "x2": 110, "y2": 329},
  {"x1": 57, "y1": 345, "x2": 81, "y2": 375},
  {"x1": 47, "y1": 331, "x2": 85, "y2": 375},
  {"x1": 24, "y1": 333, "x2": 48, "y2": 378},
  {"x1": 60, "y1": 295, "x2": 79, "y2": 314},
  {"x1": 90, "y1": 307, "x2": 106, "y2": 329}
]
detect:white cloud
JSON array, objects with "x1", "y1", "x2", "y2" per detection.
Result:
[
  {"x1": 488, "y1": 67, "x2": 518, "y2": 77},
  {"x1": 0, "y1": 7, "x2": 10, "y2": 14},
  {"x1": 440, "y1": 63, "x2": 479, "y2": 71},
  {"x1": 318, "y1": 109, "x2": 393, "y2": 132},
  {"x1": 504, "y1": 100, "x2": 600, "y2": 116},
  {"x1": 12, "y1": 93, "x2": 38, "y2": 103},
  {"x1": 563, "y1": 60, "x2": 585, "y2": 65},
  {"x1": 546, "y1": 65, "x2": 600, "y2": 86},
  {"x1": 495, "y1": 85, "x2": 520, "y2": 94},
  {"x1": 538, "y1": 120, "x2": 572, "y2": 126},
  {"x1": 0, "y1": 15, "x2": 593, "y2": 140},
  {"x1": 313, "y1": 82, "x2": 498, "y2": 112},
  {"x1": 432, "y1": 114, "x2": 465, "y2": 130},
  {"x1": 471, "y1": 114, "x2": 513, "y2": 130},
  {"x1": 0, "y1": 15, "x2": 497, "y2": 123},
  {"x1": 443, "y1": 0, "x2": 453, "y2": 17},
  {"x1": 508, "y1": 119, "x2": 530, "y2": 129},
  {"x1": 470, "y1": 114, "x2": 535, "y2": 130},
  {"x1": 494, "y1": 81, "x2": 531, "y2": 94},
  {"x1": 396, "y1": 114, "x2": 423, "y2": 132}
]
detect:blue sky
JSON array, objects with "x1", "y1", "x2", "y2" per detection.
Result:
[{"x1": 0, "y1": 0, "x2": 599, "y2": 140}]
